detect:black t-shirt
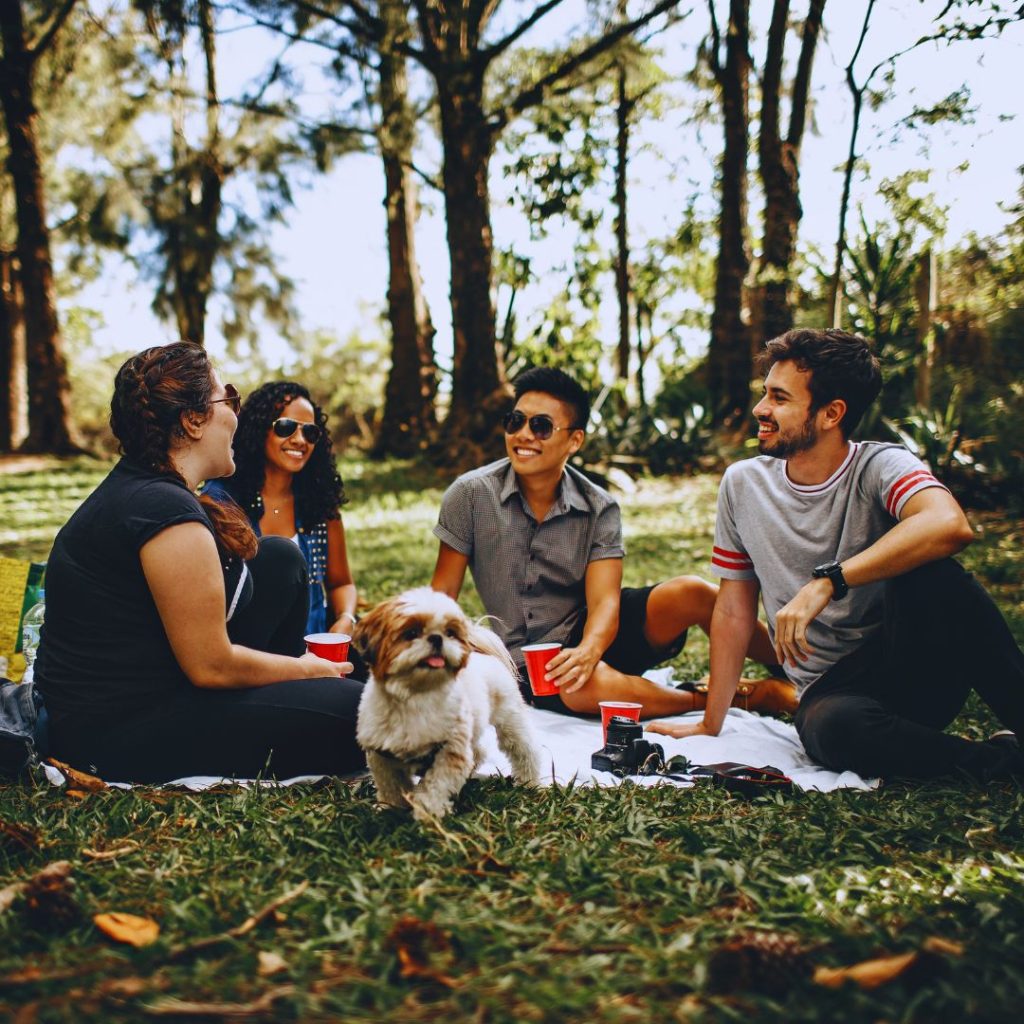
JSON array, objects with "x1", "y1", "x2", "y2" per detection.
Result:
[{"x1": 37, "y1": 459, "x2": 217, "y2": 727}]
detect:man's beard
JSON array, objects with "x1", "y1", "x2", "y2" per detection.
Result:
[{"x1": 757, "y1": 413, "x2": 818, "y2": 459}]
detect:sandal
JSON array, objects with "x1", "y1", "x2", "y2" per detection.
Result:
[{"x1": 675, "y1": 678, "x2": 798, "y2": 716}]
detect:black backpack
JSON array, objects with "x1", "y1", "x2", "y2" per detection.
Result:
[{"x1": 0, "y1": 678, "x2": 49, "y2": 777}]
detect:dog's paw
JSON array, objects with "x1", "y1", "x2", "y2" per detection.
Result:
[{"x1": 408, "y1": 793, "x2": 453, "y2": 823}]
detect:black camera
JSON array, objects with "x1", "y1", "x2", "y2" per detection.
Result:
[{"x1": 591, "y1": 717, "x2": 665, "y2": 776}]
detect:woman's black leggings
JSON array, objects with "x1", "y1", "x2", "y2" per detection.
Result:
[
  {"x1": 55, "y1": 537, "x2": 366, "y2": 783},
  {"x1": 795, "y1": 559, "x2": 1024, "y2": 781}
]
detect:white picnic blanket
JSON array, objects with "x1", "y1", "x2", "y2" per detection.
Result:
[
  {"x1": 40, "y1": 664, "x2": 877, "y2": 793},
  {"x1": 477, "y1": 705, "x2": 879, "y2": 793}
]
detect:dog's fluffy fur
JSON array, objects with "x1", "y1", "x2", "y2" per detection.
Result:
[{"x1": 353, "y1": 588, "x2": 541, "y2": 821}]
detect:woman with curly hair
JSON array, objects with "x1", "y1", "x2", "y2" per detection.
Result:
[
  {"x1": 202, "y1": 381, "x2": 358, "y2": 639},
  {"x1": 36, "y1": 342, "x2": 365, "y2": 783}
]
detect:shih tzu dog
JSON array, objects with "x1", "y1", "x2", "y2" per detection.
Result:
[{"x1": 353, "y1": 588, "x2": 541, "y2": 821}]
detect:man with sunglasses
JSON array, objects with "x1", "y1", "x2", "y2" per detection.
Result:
[{"x1": 431, "y1": 366, "x2": 791, "y2": 717}]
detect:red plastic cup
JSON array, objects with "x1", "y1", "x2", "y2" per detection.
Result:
[
  {"x1": 599, "y1": 701, "x2": 643, "y2": 743},
  {"x1": 522, "y1": 643, "x2": 563, "y2": 697},
  {"x1": 305, "y1": 633, "x2": 351, "y2": 663}
]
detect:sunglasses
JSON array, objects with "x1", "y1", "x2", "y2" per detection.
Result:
[
  {"x1": 272, "y1": 417, "x2": 322, "y2": 444},
  {"x1": 502, "y1": 410, "x2": 579, "y2": 440},
  {"x1": 209, "y1": 384, "x2": 242, "y2": 415}
]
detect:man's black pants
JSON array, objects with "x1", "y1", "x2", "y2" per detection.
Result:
[{"x1": 795, "y1": 559, "x2": 1024, "y2": 781}]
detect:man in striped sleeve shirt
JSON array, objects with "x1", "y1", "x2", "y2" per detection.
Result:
[{"x1": 650, "y1": 329, "x2": 1024, "y2": 782}]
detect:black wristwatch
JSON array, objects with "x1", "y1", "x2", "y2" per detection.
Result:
[{"x1": 812, "y1": 560, "x2": 849, "y2": 600}]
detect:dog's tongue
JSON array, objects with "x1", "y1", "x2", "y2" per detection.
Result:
[{"x1": 426, "y1": 655, "x2": 445, "y2": 669}]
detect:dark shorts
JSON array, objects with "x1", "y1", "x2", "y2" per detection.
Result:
[{"x1": 524, "y1": 584, "x2": 688, "y2": 714}]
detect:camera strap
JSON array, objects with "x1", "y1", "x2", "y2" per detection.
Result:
[{"x1": 641, "y1": 755, "x2": 793, "y2": 794}]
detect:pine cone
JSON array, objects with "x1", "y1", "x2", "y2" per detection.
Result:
[
  {"x1": 21, "y1": 871, "x2": 81, "y2": 931},
  {"x1": 706, "y1": 930, "x2": 811, "y2": 996}
]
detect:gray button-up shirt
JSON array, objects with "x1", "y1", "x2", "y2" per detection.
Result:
[{"x1": 434, "y1": 458, "x2": 625, "y2": 665}]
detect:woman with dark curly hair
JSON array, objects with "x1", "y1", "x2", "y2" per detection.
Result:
[
  {"x1": 36, "y1": 342, "x2": 366, "y2": 783},
  {"x1": 202, "y1": 381, "x2": 358, "y2": 639}
]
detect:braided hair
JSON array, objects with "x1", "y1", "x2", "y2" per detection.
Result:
[
  {"x1": 226, "y1": 381, "x2": 346, "y2": 527},
  {"x1": 110, "y1": 342, "x2": 257, "y2": 560}
]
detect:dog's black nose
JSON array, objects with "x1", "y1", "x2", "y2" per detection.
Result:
[{"x1": 428, "y1": 633, "x2": 443, "y2": 650}]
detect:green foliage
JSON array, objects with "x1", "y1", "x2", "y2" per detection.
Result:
[{"x1": 1, "y1": 464, "x2": 1023, "y2": 1020}]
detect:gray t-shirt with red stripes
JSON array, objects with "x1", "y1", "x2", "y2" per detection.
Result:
[{"x1": 711, "y1": 442, "x2": 946, "y2": 694}]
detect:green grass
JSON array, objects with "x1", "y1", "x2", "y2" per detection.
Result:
[{"x1": 2, "y1": 459, "x2": 1023, "y2": 1022}]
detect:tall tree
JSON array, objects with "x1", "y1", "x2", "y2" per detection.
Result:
[
  {"x1": 139, "y1": 0, "x2": 223, "y2": 346},
  {"x1": 133, "y1": 0, "x2": 307, "y2": 349},
  {"x1": 705, "y1": 0, "x2": 752, "y2": 426},
  {"x1": 372, "y1": 0, "x2": 436, "y2": 456},
  {"x1": 828, "y1": 0, "x2": 1024, "y2": 328},
  {"x1": 757, "y1": 0, "x2": 825, "y2": 341},
  {"x1": 0, "y1": 245, "x2": 24, "y2": 450},
  {"x1": 0, "y1": 0, "x2": 81, "y2": 453},
  {"x1": 318, "y1": 0, "x2": 683, "y2": 455},
  {"x1": 231, "y1": 0, "x2": 439, "y2": 453}
]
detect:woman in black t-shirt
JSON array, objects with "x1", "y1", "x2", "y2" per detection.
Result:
[{"x1": 37, "y1": 342, "x2": 366, "y2": 783}]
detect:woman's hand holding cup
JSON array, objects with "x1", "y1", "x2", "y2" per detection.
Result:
[{"x1": 297, "y1": 650, "x2": 351, "y2": 678}]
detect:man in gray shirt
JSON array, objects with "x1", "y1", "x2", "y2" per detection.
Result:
[
  {"x1": 431, "y1": 366, "x2": 793, "y2": 717},
  {"x1": 651, "y1": 329, "x2": 1024, "y2": 782}
]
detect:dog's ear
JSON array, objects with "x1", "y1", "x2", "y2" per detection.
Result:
[{"x1": 352, "y1": 598, "x2": 394, "y2": 669}]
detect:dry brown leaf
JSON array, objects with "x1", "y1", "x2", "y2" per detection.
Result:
[
  {"x1": 46, "y1": 759, "x2": 106, "y2": 792},
  {"x1": 814, "y1": 950, "x2": 921, "y2": 990},
  {"x1": 387, "y1": 915, "x2": 458, "y2": 988},
  {"x1": 257, "y1": 950, "x2": 289, "y2": 977},
  {"x1": 81, "y1": 841, "x2": 140, "y2": 861},
  {"x1": 143, "y1": 985, "x2": 294, "y2": 1017},
  {"x1": 923, "y1": 935, "x2": 964, "y2": 957},
  {"x1": 94, "y1": 912, "x2": 160, "y2": 948}
]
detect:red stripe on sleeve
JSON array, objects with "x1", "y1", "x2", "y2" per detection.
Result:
[
  {"x1": 712, "y1": 545, "x2": 753, "y2": 571},
  {"x1": 886, "y1": 470, "x2": 938, "y2": 516}
]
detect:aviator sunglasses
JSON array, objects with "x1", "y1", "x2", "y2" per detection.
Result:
[
  {"x1": 209, "y1": 383, "x2": 242, "y2": 415},
  {"x1": 272, "y1": 417, "x2": 322, "y2": 445},
  {"x1": 502, "y1": 409, "x2": 579, "y2": 440}
]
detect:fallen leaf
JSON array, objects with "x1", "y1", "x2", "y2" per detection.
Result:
[
  {"x1": 923, "y1": 936, "x2": 964, "y2": 957},
  {"x1": 257, "y1": 950, "x2": 289, "y2": 977},
  {"x1": 143, "y1": 986, "x2": 294, "y2": 1017},
  {"x1": 82, "y1": 841, "x2": 140, "y2": 861},
  {"x1": 814, "y1": 949, "x2": 945, "y2": 990},
  {"x1": 94, "y1": 912, "x2": 160, "y2": 948},
  {"x1": 46, "y1": 759, "x2": 106, "y2": 792},
  {"x1": 387, "y1": 915, "x2": 458, "y2": 987}
]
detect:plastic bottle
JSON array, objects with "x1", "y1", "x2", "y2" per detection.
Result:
[{"x1": 21, "y1": 590, "x2": 45, "y2": 683}]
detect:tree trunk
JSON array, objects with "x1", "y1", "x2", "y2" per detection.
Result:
[
  {"x1": 613, "y1": 57, "x2": 631, "y2": 402},
  {"x1": 435, "y1": 73, "x2": 508, "y2": 452},
  {"x1": 0, "y1": 1, "x2": 79, "y2": 453},
  {"x1": 914, "y1": 247, "x2": 935, "y2": 407},
  {"x1": 759, "y1": 0, "x2": 825, "y2": 342},
  {"x1": 0, "y1": 248, "x2": 28, "y2": 451},
  {"x1": 829, "y1": 0, "x2": 875, "y2": 329},
  {"x1": 180, "y1": 0, "x2": 221, "y2": 345},
  {"x1": 373, "y1": 0, "x2": 437, "y2": 458},
  {"x1": 707, "y1": 0, "x2": 753, "y2": 425}
]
